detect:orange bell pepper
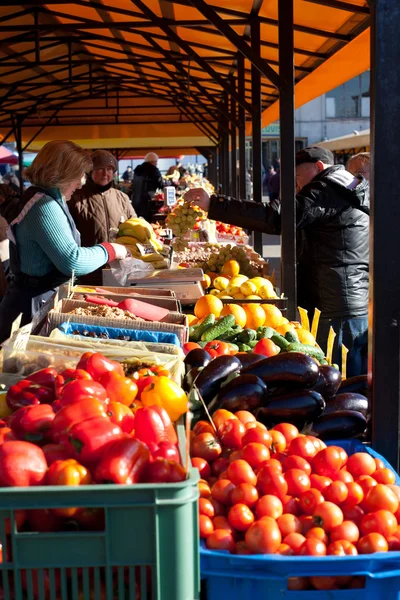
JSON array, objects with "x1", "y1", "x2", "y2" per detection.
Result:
[
  {"x1": 106, "y1": 402, "x2": 135, "y2": 434},
  {"x1": 141, "y1": 377, "x2": 188, "y2": 422},
  {"x1": 46, "y1": 459, "x2": 91, "y2": 517},
  {"x1": 98, "y1": 372, "x2": 138, "y2": 407}
]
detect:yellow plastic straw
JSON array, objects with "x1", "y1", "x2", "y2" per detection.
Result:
[
  {"x1": 311, "y1": 308, "x2": 321, "y2": 341},
  {"x1": 342, "y1": 345, "x2": 349, "y2": 380},
  {"x1": 326, "y1": 327, "x2": 336, "y2": 365},
  {"x1": 298, "y1": 307, "x2": 310, "y2": 331}
]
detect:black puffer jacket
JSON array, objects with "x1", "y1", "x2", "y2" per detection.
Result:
[
  {"x1": 208, "y1": 165, "x2": 369, "y2": 319},
  {"x1": 131, "y1": 162, "x2": 164, "y2": 220}
]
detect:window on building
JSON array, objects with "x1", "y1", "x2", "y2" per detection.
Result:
[{"x1": 325, "y1": 71, "x2": 370, "y2": 118}]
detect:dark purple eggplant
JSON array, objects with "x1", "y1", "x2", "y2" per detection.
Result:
[
  {"x1": 313, "y1": 365, "x2": 342, "y2": 399},
  {"x1": 255, "y1": 390, "x2": 325, "y2": 427},
  {"x1": 208, "y1": 375, "x2": 268, "y2": 414},
  {"x1": 184, "y1": 348, "x2": 212, "y2": 373},
  {"x1": 235, "y1": 353, "x2": 266, "y2": 369},
  {"x1": 194, "y1": 355, "x2": 242, "y2": 406},
  {"x1": 324, "y1": 392, "x2": 369, "y2": 417},
  {"x1": 311, "y1": 410, "x2": 367, "y2": 440},
  {"x1": 243, "y1": 352, "x2": 319, "y2": 389},
  {"x1": 339, "y1": 375, "x2": 368, "y2": 396},
  {"x1": 183, "y1": 367, "x2": 203, "y2": 392}
]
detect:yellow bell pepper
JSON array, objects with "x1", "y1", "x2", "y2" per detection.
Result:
[{"x1": 141, "y1": 377, "x2": 188, "y2": 422}]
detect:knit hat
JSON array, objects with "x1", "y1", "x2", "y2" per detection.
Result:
[
  {"x1": 144, "y1": 152, "x2": 159, "y2": 163},
  {"x1": 91, "y1": 150, "x2": 118, "y2": 172},
  {"x1": 296, "y1": 146, "x2": 334, "y2": 167}
]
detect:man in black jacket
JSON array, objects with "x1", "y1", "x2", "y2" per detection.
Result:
[
  {"x1": 131, "y1": 152, "x2": 164, "y2": 221},
  {"x1": 185, "y1": 146, "x2": 369, "y2": 376}
]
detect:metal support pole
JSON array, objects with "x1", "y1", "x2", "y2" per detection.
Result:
[
  {"x1": 238, "y1": 54, "x2": 247, "y2": 200},
  {"x1": 251, "y1": 18, "x2": 263, "y2": 255},
  {"x1": 15, "y1": 120, "x2": 24, "y2": 191},
  {"x1": 370, "y1": 0, "x2": 400, "y2": 469},
  {"x1": 278, "y1": 0, "x2": 297, "y2": 319},
  {"x1": 223, "y1": 93, "x2": 230, "y2": 195},
  {"x1": 230, "y1": 86, "x2": 237, "y2": 198}
]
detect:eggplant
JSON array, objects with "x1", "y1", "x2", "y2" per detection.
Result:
[
  {"x1": 235, "y1": 353, "x2": 266, "y2": 369},
  {"x1": 339, "y1": 374, "x2": 368, "y2": 396},
  {"x1": 208, "y1": 375, "x2": 268, "y2": 414},
  {"x1": 313, "y1": 365, "x2": 342, "y2": 399},
  {"x1": 193, "y1": 355, "x2": 242, "y2": 406},
  {"x1": 324, "y1": 392, "x2": 369, "y2": 417},
  {"x1": 255, "y1": 390, "x2": 325, "y2": 427},
  {"x1": 183, "y1": 367, "x2": 203, "y2": 392},
  {"x1": 184, "y1": 348, "x2": 212, "y2": 373},
  {"x1": 243, "y1": 352, "x2": 319, "y2": 389},
  {"x1": 310, "y1": 410, "x2": 367, "y2": 440}
]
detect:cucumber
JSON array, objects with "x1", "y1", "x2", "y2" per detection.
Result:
[
  {"x1": 285, "y1": 330, "x2": 299, "y2": 343},
  {"x1": 320, "y1": 359, "x2": 329, "y2": 365},
  {"x1": 201, "y1": 314, "x2": 236, "y2": 342},
  {"x1": 257, "y1": 326, "x2": 275, "y2": 340},
  {"x1": 287, "y1": 342, "x2": 325, "y2": 362},
  {"x1": 190, "y1": 314, "x2": 216, "y2": 342},
  {"x1": 238, "y1": 328, "x2": 257, "y2": 344},
  {"x1": 227, "y1": 343, "x2": 240, "y2": 353},
  {"x1": 238, "y1": 343, "x2": 252, "y2": 352},
  {"x1": 247, "y1": 340, "x2": 259, "y2": 349},
  {"x1": 217, "y1": 325, "x2": 243, "y2": 341},
  {"x1": 271, "y1": 333, "x2": 291, "y2": 351}
]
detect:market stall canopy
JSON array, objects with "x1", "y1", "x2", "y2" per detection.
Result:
[
  {"x1": 0, "y1": 0, "x2": 370, "y2": 150},
  {"x1": 316, "y1": 128, "x2": 370, "y2": 153},
  {"x1": 0, "y1": 146, "x2": 18, "y2": 165}
]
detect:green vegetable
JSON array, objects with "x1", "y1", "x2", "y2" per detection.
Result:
[
  {"x1": 201, "y1": 314, "x2": 236, "y2": 342},
  {"x1": 271, "y1": 333, "x2": 291, "y2": 351},
  {"x1": 287, "y1": 342, "x2": 325, "y2": 361},
  {"x1": 332, "y1": 363, "x2": 339, "y2": 370},
  {"x1": 227, "y1": 343, "x2": 239, "y2": 353},
  {"x1": 217, "y1": 325, "x2": 243, "y2": 341},
  {"x1": 237, "y1": 343, "x2": 252, "y2": 353},
  {"x1": 257, "y1": 326, "x2": 275, "y2": 340},
  {"x1": 285, "y1": 330, "x2": 299, "y2": 343},
  {"x1": 189, "y1": 314, "x2": 216, "y2": 342},
  {"x1": 320, "y1": 359, "x2": 329, "y2": 365},
  {"x1": 238, "y1": 329, "x2": 257, "y2": 344}
]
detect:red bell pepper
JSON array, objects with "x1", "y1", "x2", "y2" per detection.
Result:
[
  {"x1": 95, "y1": 437, "x2": 150, "y2": 484},
  {"x1": 144, "y1": 458, "x2": 186, "y2": 483},
  {"x1": 134, "y1": 407, "x2": 167, "y2": 446},
  {"x1": 9, "y1": 405, "x2": 55, "y2": 443},
  {"x1": 6, "y1": 380, "x2": 55, "y2": 411},
  {"x1": 0, "y1": 441, "x2": 48, "y2": 487},
  {"x1": 27, "y1": 367, "x2": 58, "y2": 389},
  {"x1": 51, "y1": 398, "x2": 108, "y2": 444},
  {"x1": 152, "y1": 441, "x2": 181, "y2": 463},
  {"x1": 55, "y1": 368, "x2": 92, "y2": 397},
  {"x1": 0, "y1": 427, "x2": 15, "y2": 445},
  {"x1": 150, "y1": 405, "x2": 178, "y2": 445},
  {"x1": 28, "y1": 508, "x2": 63, "y2": 532},
  {"x1": 42, "y1": 443, "x2": 72, "y2": 465},
  {"x1": 76, "y1": 352, "x2": 124, "y2": 381},
  {"x1": 106, "y1": 402, "x2": 135, "y2": 434},
  {"x1": 68, "y1": 417, "x2": 123, "y2": 464},
  {"x1": 74, "y1": 507, "x2": 105, "y2": 530},
  {"x1": 46, "y1": 459, "x2": 91, "y2": 517},
  {"x1": 99, "y1": 371, "x2": 138, "y2": 406},
  {"x1": 133, "y1": 374, "x2": 154, "y2": 400},
  {"x1": 59, "y1": 379, "x2": 108, "y2": 407}
]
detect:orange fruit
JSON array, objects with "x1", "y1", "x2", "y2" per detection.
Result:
[
  {"x1": 187, "y1": 314, "x2": 199, "y2": 325},
  {"x1": 201, "y1": 274, "x2": 211, "y2": 290},
  {"x1": 222, "y1": 260, "x2": 240, "y2": 278},
  {"x1": 221, "y1": 304, "x2": 247, "y2": 328},
  {"x1": 242, "y1": 304, "x2": 265, "y2": 329},
  {"x1": 276, "y1": 322, "x2": 296, "y2": 336},
  {"x1": 195, "y1": 295, "x2": 224, "y2": 319},
  {"x1": 262, "y1": 304, "x2": 283, "y2": 329},
  {"x1": 297, "y1": 329, "x2": 316, "y2": 345}
]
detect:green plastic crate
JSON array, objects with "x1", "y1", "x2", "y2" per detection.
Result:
[{"x1": 0, "y1": 424, "x2": 200, "y2": 600}]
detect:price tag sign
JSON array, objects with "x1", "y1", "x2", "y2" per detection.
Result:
[
  {"x1": 164, "y1": 186, "x2": 176, "y2": 207},
  {"x1": 10, "y1": 313, "x2": 22, "y2": 337},
  {"x1": 137, "y1": 243, "x2": 156, "y2": 256}
]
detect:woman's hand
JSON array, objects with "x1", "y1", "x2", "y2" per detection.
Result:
[
  {"x1": 110, "y1": 243, "x2": 129, "y2": 260},
  {"x1": 184, "y1": 188, "x2": 211, "y2": 213}
]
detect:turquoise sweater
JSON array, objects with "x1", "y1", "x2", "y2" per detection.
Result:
[{"x1": 15, "y1": 189, "x2": 108, "y2": 277}]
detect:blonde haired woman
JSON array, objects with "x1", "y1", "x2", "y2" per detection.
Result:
[{"x1": 0, "y1": 140, "x2": 127, "y2": 343}]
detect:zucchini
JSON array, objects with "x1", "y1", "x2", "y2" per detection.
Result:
[
  {"x1": 271, "y1": 333, "x2": 291, "y2": 351},
  {"x1": 257, "y1": 326, "x2": 275, "y2": 340},
  {"x1": 285, "y1": 330, "x2": 299, "y2": 343},
  {"x1": 201, "y1": 314, "x2": 236, "y2": 342},
  {"x1": 238, "y1": 328, "x2": 257, "y2": 344},
  {"x1": 189, "y1": 314, "x2": 216, "y2": 342},
  {"x1": 287, "y1": 342, "x2": 325, "y2": 362},
  {"x1": 238, "y1": 343, "x2": 252, "y2": 352}
]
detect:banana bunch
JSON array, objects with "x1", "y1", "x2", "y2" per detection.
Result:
[{"x1": 117, "y1": 217, "x2": 167, "y2": 268}]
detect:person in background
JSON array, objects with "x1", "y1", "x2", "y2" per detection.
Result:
[
  {"x1": 131, "y1": 152, "x2": 164, "y2": 221},
  {"x1": 263, "y1": 165, "x2": 276, "y2": 196},
  {"x1": 0, "y1": 141, "x2": 128, "y2": 343},
  {"x1": 122, "y1": 165, "x2": 133, "y2": 183},
  {"x1": 69, "y1": 150, "x2": 136, "y2": 285},
  {"x1": 185, "y1": 146, "x2": 369, "y2": 377},
  {"x1": 346, "y1": 152, "x2": 370, "y2": 182},
  {"x1": 268, "y1": 167, "x2": 281, "y2": 201}
]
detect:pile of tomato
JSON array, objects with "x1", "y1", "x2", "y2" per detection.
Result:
[{"x1": 191, "y1": 409, "x2": 400, "y2": 565}]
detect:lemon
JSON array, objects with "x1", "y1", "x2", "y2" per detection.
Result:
[
  {"x1": 226, "y1": 285, "x2": 241, "y2": 296},
  {"x1": 233, "y1": 293, "x2": 246, "y2": 299},
  {"x1": 259, "y1": 280, "x2": 277, "y2": 299},
  {"x1": 230, "y1": 275, "x2": 248, "y2": 287},
  {"x1": 217, "y1": 294, "x2": 233, "y2": 299},
  {"x1": 209, "y1": 289, "x2": 220, "y2": 296},
  {"x1": 249, "y1": 277, "x2": 268, "y2": 291},
  {"x1": 213, "y1": 276, "x2": 230, "y2": 291},
  {"x1": 246, "y1": 295, "x2": 262, "y2": 300},
  {"x1": 240, "y1": 281, "x2": 258, "y2": 296}
]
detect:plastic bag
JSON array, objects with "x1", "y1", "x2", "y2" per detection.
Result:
[{"x1": 111, "y1": 258, "x2": 154, "y2": 285}]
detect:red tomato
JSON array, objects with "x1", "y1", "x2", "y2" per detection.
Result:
[
  {"x1": 257, "y1": 466, "x2": 288, "y2": 500},
  {"x1": 183, "y1": 342, "x2": 201, "y2": 355},
  {"x1": 211, "y1": 479, "x2": 235, "y2": 505},
  {"x1": 341, "y1": 504, "x2": 365, "y2": 527},
  {"x1": 308, "y1": 436, "x2": 327, "y2": 452},
  {"x1": 330, "y1": 521, "x2": 360, "y2": 543},
  {"x1": 198, "y1": 480, "x2": 211, "y2": 498},
  {"x1": 212, "y1": 409, "x2": 237, "y2": 430},
  {"x1": 193, "y1": 420, "x2": 215, "y2": 435},
  {"x1": 191, "y1": 433, "x2": 222, "y2": 462},
  {"x1": 206, "y1": 529, "x2": 236, "y2": 553},
  {"x1": 283, "y1": 455, "x2": 311, "y2": 476},
  {"x1": 346, "y1": 453, "x2": 376, "y2": 478},
  {"x1": 213, "y1": 516, "x2": 235, "y2": 534},
  {"x1": 288, "y1": 437, "x2": 318, "y2": 459},
  {"x1": 299, "y1": 488, "x2": 325, "y2": 515},
  {"x1": 310, "y1": 474, "x2": 332, "y2": 492},
  {"x1": 211, "y1": 457, "x2": 230, "y2": 477},
  {"x1": 305, "y1": 527, "x2": 328, "y2": 545},
  {"x1": 255, "y1": 494, "x2": 283, "y2": 519},
  {"x1": 283, "y1": 532, "x2": 306, "y2": 554},
  {"x1": 312, "y1": 447, "x2": 343, "y2": 478},
  {"x1": 313, "y1": 502, "x2": 343, "y2": 532},
  {"x1": 262, "y1": 458, "x2": 283, "y2": 472},
  {"x1": 253, "y1": 339, "x2": 280, "y2": 357},
  {"x1": 241, "y1": 443, "x2": 270, "y2": 470},
  {"x1": 282, "y1": 495, "x2": 300, "y2": 516},
  {"x1": 209, "y1": 497, "x2": 225, "y2": 517},
  {"x1": 374, "y1": 458, "x2": 386, "y2": 470},
  {"x1": 324, "y1": 481, "x2": 348, "y2": 505},
  {"x1": 270, "y1": 430, "x2": 286, "y2": 453},
  {"x1": 227, "y1": 460, "x2": 257, "y2": 486},
  {"x1": 227, "y1": 503, "x2": 255, "y2": 532},
  {"x1": 231, "y1": 483, "x2": 259, "y2": 508},
  {"x1": 310, "y1": 576, "x2": 337, "y2": 591},
  {"x1": 276, "y1": 514, "x2": 301, "y2": 537},
  {"x1": 228, "y1": 450, "x2": 243, "y2": 463},
  {"x1": 299, "y1": 538, "x2": 327, "y2": 556},
  {"x1": 345, "y1": 482, "x2": 364, "y2": 506},
  {"x1": 365, "y1": 484, "x2": 399, "y2": 514},
  {"x1": 236, "y1": 541, "x2": 252, "y2": 555},
  {"x1": 199, "y1": 498, "x2": 215, "y2": 519},
  {"x1": 191, "y1": 457, "x2": 211, "y2": 479},
  {"x1": 287, "y1": 577, "x2": 309, "y2": 591},
  {"x1": 328, "y1": 540, "x2": 358, "y2": 556},
  {"x1": 335, "y1": 469, "x2": 354, "y2": 483},
  {"x1": 373, "y1": 468, "x2": 396, "y2": 485},
  {"x1": 284, "y1": 469, "x2": 311, "y2": 496},
  {"x1": 360, "y1": 509, "x2": 397, "y2": 538},
  {"x1": 272, "y1": 423, "x2": 299, "y2": 444},
  {"x1": 299, "y1": 515, "x2": 314, "y2": 535},
  {"x1": 218, "y1": 419, "x2": 245, "y2": 449},
  {"x1": 357, "y1": 532, "x2": 388, "y2": 554},
  {"x1": 199, "y1": 515, "x2": 214, "y2": 538},
  {"x1": 245, "y1": 517, "x2": 282, "y2": 554},
  {"x1": 276, "y1": 543, "x2": 294, "y2": 556},
  {"x1": 204, "y1": 341, "x2": 232, "y2": 356},
  {"x1": 242, "y1": 426, "x2": 272, "y2": 448},
  {"x1": 234, "y1": 411, "x2": 256, "y2": 425}
]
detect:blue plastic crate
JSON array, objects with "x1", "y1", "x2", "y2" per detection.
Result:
[
  {"x1": 57, "y1": 321, "x2": 181, "y2": 347},
  {"x1": 201, "y1": 440, "x2": 400, "y2": 600}
]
